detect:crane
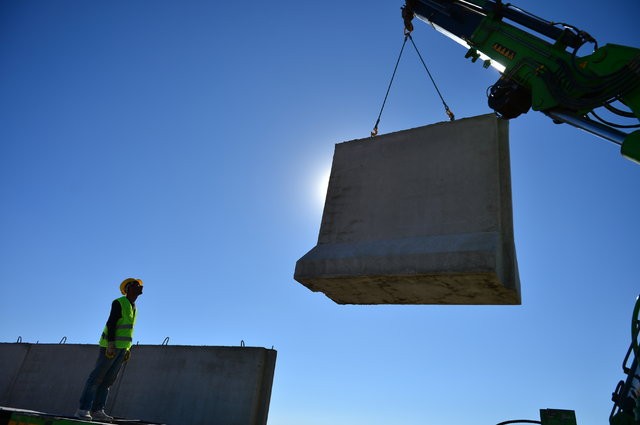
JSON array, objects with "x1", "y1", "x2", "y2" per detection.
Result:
[{"x1": 401, "y1": 0, "x2": 640, "y2": 163}]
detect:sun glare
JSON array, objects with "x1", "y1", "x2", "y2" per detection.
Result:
[{"x1": 316, "y1": 168, "x2": 331, "y2": 207}]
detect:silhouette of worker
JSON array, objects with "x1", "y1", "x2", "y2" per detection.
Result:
[{"x1": 75, "y1": 278, "x2": 143, "y2": 421}]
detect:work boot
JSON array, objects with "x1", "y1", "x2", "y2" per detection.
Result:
[
  {"x1": 74, "y1": 409, "x2": 92, "y2": 420},
  {"x1": 91, "y1": 410, "x2": 113, "y2": 422}
]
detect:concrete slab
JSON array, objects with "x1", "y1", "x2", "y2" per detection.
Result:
[
  {"x1": 0, "y1": 344, "x2": 29, "y2": 404},
  {"x1": 1, "y1": 344, "x2": 97, "y2": 415},
  {"x1": 110, "y1": 345, "x2": 276, "y2": 425},
  {"x1": 0, "y1": 343, "x2": 276, "y2": 425},
  {"x1": 294, "y1": 114, "x2": 520, "y2": 305}
]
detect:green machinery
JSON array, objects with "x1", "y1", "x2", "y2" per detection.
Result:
[
  {"x1": 402, "y1": 0, "x2": 640, "y2": 162},
  {"x1": 401, "y1": 1, "x2": 640, "y2": 423},
  {"x1": 610, "y1": 296, "x2": 640, "y2": 425}
]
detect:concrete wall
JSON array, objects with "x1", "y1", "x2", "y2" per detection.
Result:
[
  {"x1": 295, "y1": 114, "x2": 520, "y2": 305},
  {"x1": 0, "y1": 343, "x2": 276, "y2": 425}
]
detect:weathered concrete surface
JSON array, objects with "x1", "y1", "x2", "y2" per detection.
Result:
[
  {"x1": 0, "y1": 344, "x2": 28, "y2": 406},
  {"x1": 294, "y1": 114, "x2": 520, "y2": 305},
  {"x1": 0, "y1": 344, "x2": 99, "y2": 417},
  {"x1": 0, "y1": 343, "x2": 276, "y2": 425},
  {"x1": 110, "y1": 345, "x2": 275, "y2": 425}
]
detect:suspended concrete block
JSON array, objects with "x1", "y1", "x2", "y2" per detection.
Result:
[{"x1": 294, "y1": 114, "x2": 520, "y2": 305}]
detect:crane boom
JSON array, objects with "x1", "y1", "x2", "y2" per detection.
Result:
[{"x1": 403, "y1": 0, "x2": 640, "y2": 162}]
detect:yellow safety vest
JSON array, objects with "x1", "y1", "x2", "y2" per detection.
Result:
[{"x1": 99, "y1": 296, "x2": 136, "y2": 350}]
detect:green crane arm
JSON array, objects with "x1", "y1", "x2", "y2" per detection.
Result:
[{"x1": 403, "y1": 0, "x2": 640, "y2": 163}]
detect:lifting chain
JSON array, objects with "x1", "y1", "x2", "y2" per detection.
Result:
[{"x1": 371, "y1": 29, "x2": 454, "y2": 137}]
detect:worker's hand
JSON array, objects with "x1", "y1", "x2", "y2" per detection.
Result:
[
  {"x1": 124, "y1": 349, "x2": 131, "y2": 362},
  {"x1": 105, "y1": 343, "x2": 116, "y2": 359}
]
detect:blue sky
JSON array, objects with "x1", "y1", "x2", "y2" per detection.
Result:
[{"x1": 1, "y1": 1, "x2": 639, "y2": 424}]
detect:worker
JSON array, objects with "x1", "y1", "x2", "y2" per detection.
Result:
[{"x1": 75, "y1": 277, "x2": 144, "y2": 422}]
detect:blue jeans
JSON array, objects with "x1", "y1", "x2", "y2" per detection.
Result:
[{"x1": 78, "y1": 347, "x2": 127, "y2": 411}]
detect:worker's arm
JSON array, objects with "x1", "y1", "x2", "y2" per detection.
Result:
[{"x1": 105, "y1": 300, "x2": 122, "y2": 357}]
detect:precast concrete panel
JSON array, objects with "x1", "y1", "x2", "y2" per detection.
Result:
[
  {"x1": 294, "y1": 114, "x2": 520, "y2": 304},
  {"x1": 109, "y1": 345, "x2": 276, "y2": 425},
  {"x1": 0, "y1": 343, "x2": 276, "y2": 425},
  {"x1": 0, "y1": 344, "x2": 29, "y2": 406},
  {"x1": 0, "y1": 344, "x2": 97, "y2": 414}
]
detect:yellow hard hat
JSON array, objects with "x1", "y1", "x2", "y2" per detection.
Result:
[{"x1": 120, "y1": 278, "x2": 143, "y2": 295}]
